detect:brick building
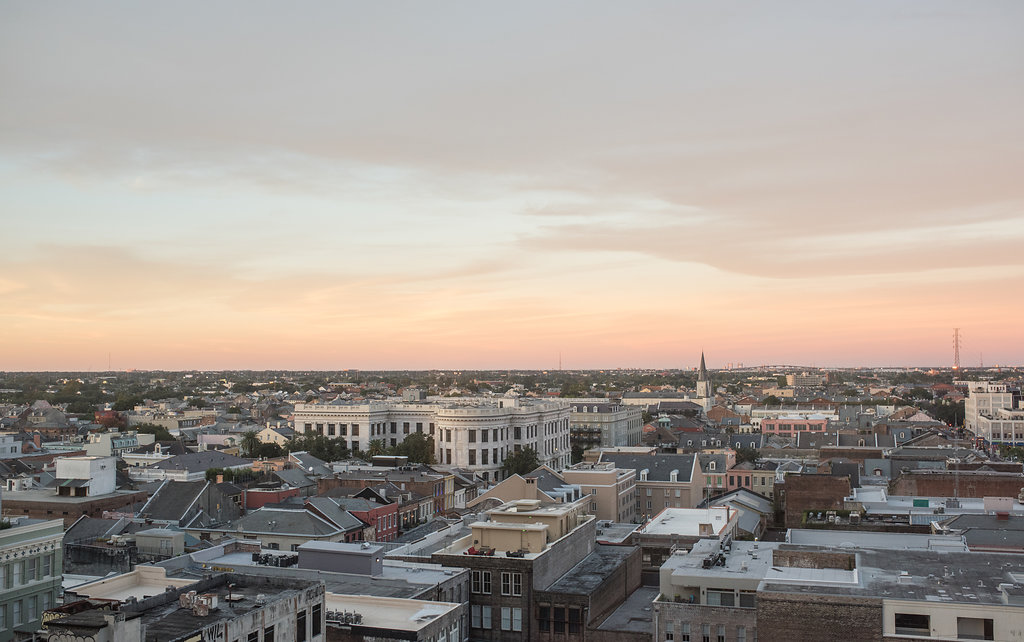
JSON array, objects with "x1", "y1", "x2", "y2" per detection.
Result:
[{"x1": 778, "y1": 473, "x2": 851, "y2": 529}]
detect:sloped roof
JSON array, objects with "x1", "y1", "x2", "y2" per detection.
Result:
[
  {"x1": 600, "y1": 453, "x2": 696, "y2": 483},
  {"x1": 523, "y1": 466, "x2": 567, "y2": 493},
  {"x1": 140, "y1": 480, "x2": 207, "y2": 521},
  {"x1": 229, "y1": 507, "x2": 341, "y2": 537},
  {"x1": 304, "y1": 497, "x2": 366, "y2": 531},
  {"x1": 273, "y1": 468, "x2": 316, "y2": 489},
  {"x1": 151, "y1": 451, "x2": 252, "y2": 471}
]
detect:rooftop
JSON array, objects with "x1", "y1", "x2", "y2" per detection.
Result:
[
  {"x1": 595, "y1": 586, "x2": 659, "y2": 633},
  {"x1": 640, "y1": 507, "x2": 734, "y2": 537},
  {"x1": 323, "y1": 594, "x2": 460, "y2": 632}
]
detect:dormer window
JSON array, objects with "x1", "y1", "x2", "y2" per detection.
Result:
[{"x1": 708, "y1": 461, "x2": 716, "y2": 471}]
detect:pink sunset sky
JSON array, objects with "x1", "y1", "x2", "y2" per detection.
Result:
[{"x1": 1, "y1": 2, "x2": 1022, "y2": 371}]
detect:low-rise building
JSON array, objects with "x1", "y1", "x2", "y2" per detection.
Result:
[
  {"x1": 56, "y1": 569, "x2": 326, "y2": 642},
  {"x1": 0, "y1": 517, "x2": 64, "y2": 642},
  {"x1": 655, "y1": 536, "x2": 1024, "y2": 642}
]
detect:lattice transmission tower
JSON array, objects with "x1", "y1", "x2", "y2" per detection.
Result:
[{"x1": 952, "y1": 328, "x2": 962, "y2": 370}]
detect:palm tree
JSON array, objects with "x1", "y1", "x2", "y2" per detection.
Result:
[
  {"x1": 367, "y1": 439, "x2": 387, "y2": 457},
  {"x1": 240, "y1": 430, "x2": 260, "y2": 458}
]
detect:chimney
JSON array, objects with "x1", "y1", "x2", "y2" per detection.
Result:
[{"x1": 216, "y1": 474, "x2": 224, "y2": 484}]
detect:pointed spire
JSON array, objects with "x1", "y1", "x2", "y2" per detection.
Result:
[{"x1": 698, "y1": 352, "x2": 708, "y2": 381}]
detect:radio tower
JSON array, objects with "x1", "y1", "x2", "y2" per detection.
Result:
[{"x1": 952, "y1": 328, "x2": 961, "y2": 371}]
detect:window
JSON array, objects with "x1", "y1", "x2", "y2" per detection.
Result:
[
  {"x1": 296, "y1": 609, "x2": 308, "y2": 642},
  {"x1": 247, "y1": 632, "x2": 259, "y2": 642},
  {"x1": 539, "y1": 606, "x2": 550, "y2": 632},
  {"x1": 737, "y1": 626, "x2": 746, "y2": 642},
  {"x1": 12, "y1": 600, "x2": 21, "y2": 626},
  {"x1": 738, "y1": 592, "x2": 756, "y2": 608},
  {"x1": 553, "y1": 607, "x2": 566, "y2": 633},
  {"x1": 681, "y1": 623, "x2": 691, "y2": 642},
  {"x1": 327, "y1": 423, "x2": 335, "y2": 436},
  {"x1": 512, "y1": 607, "x2": 522, "y2": 632},
  {"x1": 501, "y1": 572, "x2": 522, "y2": 596},
  {"x1": 351, "y1": 424, "x2": 359, "y2": 436},
  {"x1": 501, "y1": 607, "x2": 511, "y2": 631},
  {"x1": 0, "y1": 604, "x2": 5, "y2": 631},
  {"x1": 469, "y1": 450, "x2": 476, "y2": 465},
  {"x1": 957, "y1": 617, "x2": 994, "y2": 640},
  {"x1": 717, "y1": 624, "x2": 725, "y2": 642},
  {"x1": 569, "y1": 607, "x2": 581, "y2": 634},
  {"x1": 312, "y1": 603, "x2": 322, "y2": 636},
  {"x1": 894, "y1": 613, "x2": 930, "y2": 636},
  {"x1": 472, "y1": 570, "x2": 491, "y2": 594},
  {"x1": 471, "y1": 605, "x2": 481, "y2": 628},
  {"x1": 469, "y1": 430, "x2": 476, "y2": 442},
  {"x1": 481, "y1": 606, "x2": 492, "y2": 629},
  {"x1": 264, "y1": 625, "x2": 275, "y2": 642},
  {"x1": 445, "y1": 429, "x2": 452, "y2": 442},
  {"x1": 12, "y1": 561, "x2": 23, "y2": 585},
  {"x1": 707, "y1": 590, "x2": 735, "y2": 607},
  {"x1": 666, "y1": 633, "x2": 674, "y2": 641},
  {"x1": 41, "y1": 592, "x2": 51, "y2": 611}
]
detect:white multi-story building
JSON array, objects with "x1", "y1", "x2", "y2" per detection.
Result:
[
  {"x1": 975, "y1": 408, "x2": 1024, "y2": 446},
  {"x1": 294, "y1": 397, "x2": 571, "y2": 482},
  {"x1": 964, "y1": 381, "x2": 1017, "y2": 433},
  {"x1": 563, "y1": 400, "x2": 643, "y2": 448}
]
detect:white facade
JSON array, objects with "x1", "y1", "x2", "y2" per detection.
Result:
[
  {"x1": 975, "y1": 408, "x2": 1024, "y2": 446},
  {"x1": 0, "y1": 432, "x2": 20, "y2": 459},
  {"x1": 964, "y1": 381, "x2": 1017, "y2": 436},
  {"x1": 294, "y1": 397, "x2": 571, "y2": 481},
  {"x1": 55, "y1": 456, "x2": 116, "y2": 495},
  {"x1": 564, "y1": 400, "x2": 644, "y2": 448}
]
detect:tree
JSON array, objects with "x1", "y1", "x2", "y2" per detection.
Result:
[
  {"x1": 761, "y1": 395, "x2": 783, "y2": 406},
  {"x1": 134, "y1": 423, "x2": 175, "y2": 441},
  {"x1": 502, "y1": 447, "x2": 540, "y2": 477},
  {"x1": 391, "y1": 432, "x2": 435, "y2": 464},
  {"x1": 227, "y1": 406, "x2": 243, "y2": 415},
  {"x1": 571, "y1": 445, "x2": 585, "y2": 464},
  {"x1": 240, "y1": 431, "x2": 260, "y2": 458},
  {"x1": 735, "y1": 447, "x2": 761, "y2": 464},
  {"x1": 367, "y1": 439, "x2": 387, "y2": 457}
]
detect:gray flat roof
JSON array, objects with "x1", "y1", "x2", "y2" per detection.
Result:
[{"x1": 595, "y1": 586, "x2": 659, "y2": 632}]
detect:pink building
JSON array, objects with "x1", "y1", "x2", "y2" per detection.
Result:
[{"x1": 761, "y1": 415, "x2": 829, "y2": 437}]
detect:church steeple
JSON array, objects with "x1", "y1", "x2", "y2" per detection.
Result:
[{"x1": 696, "y1": 352, "x2": 712, "y2": 413}]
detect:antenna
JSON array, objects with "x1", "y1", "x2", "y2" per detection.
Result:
[{"x1": 952, "y1": 328, "x2": 961, "y2": 371}]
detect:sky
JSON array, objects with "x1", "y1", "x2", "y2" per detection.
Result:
[{"x1": 1, "y1": 1, "x2": 1023, "y2": 371}]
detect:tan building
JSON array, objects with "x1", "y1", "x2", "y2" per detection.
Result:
[
  {"x1": 562, "y1": 461, "x2": 637, "y2": 523},
  {"x1": 600, "y1": 453, "x2": 706, "y2": 520}
]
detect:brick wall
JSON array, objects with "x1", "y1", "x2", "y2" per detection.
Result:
[
  {"x1": 655, "y1": 600, "x2": 757, "y2": 642},
  {"x1": 779, "y1": 474, "x2": 851, "y2": 528},
  {"x1": 4, "y1": 491, "x2": 149, "y2": 527},
  {"x1": 889, "y1": 471, "x2": 1024, "y2": 498},
  {"x1": 756, "y1": 591, "x2": 882, "y2": 642},
  {"x1": 771, "y1": 549, "x2": 855, "y2": 570}
]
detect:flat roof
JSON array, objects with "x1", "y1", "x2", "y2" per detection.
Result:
[
  {"x1": 665, "y1": 539, "x2": 1024, "y2": 606},
  {"x1": 595, "y1": 586, "x2": 658, "y2": 632},
  {"x1": 787, "y1": 529, "x2": 968, "y2": 552},
  {"x1": 640, "y1": 507, "x2": 732, "y2": 536},
  {"x1": 323, "y1": 594, "x2": 460, "y2": 631},
  {"x1": 1, "y1": 488, "x2": 143, "y2": 504}
]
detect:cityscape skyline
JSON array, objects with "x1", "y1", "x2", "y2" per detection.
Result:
[{"x1": 3, "y1": 2, "x2": 1023, "y2": 370}]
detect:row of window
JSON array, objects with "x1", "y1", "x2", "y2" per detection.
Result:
[
  {"x1": 470, "y1": 571, "x2": 522, "y2": 596},
  {"x1": 470, "y1": 605, "x2": 522, "y2": 631},
  {"x1": 538, "y1": 605, "x2": 582, "y2": 634},
  {"x1": 0, "y1": 554, "x2": 56, "y2": 589},
  {"x1": 665, "y1": 623, "x2": 749, "y2": 642},
  {"x1": 0, "y1": 591, "x2": 54, "y2": 631}
]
